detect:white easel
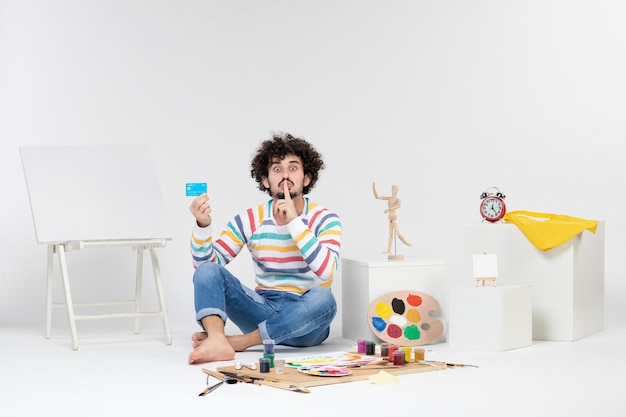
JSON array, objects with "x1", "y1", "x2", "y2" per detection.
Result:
[
  {"x1": 21, "y1": 145, "x2": 173, "y2": 350},
  {"x1": 473, "y1": 253, "x2": 498, "y2": 287}
]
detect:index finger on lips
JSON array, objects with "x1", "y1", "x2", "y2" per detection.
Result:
[{"x1": 283, "y1": 181, "x2": 291, "y2": 200}]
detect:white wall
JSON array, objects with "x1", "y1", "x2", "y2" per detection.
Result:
[{"x1": 2, "y1": 0, "x2": 625, "y2": 338}]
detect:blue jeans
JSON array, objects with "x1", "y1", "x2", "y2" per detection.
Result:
[{"x1": 193, "y1": 262, "x2": 337, "y2": 347}]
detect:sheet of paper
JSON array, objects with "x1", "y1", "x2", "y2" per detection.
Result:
[
  {"x1": 368, "y1": 370, "x2": 399, "y2": 385},
  {"x1": 473, "y1": 253, "x2": 498, "y2": 278}
]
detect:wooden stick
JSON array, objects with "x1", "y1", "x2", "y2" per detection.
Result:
[
  {"x1": 202, "y1": 368, "x2": 225, "y2": 379},
  {"x1": 251, "y1": 378, "x2": 311, "y2": 394}
]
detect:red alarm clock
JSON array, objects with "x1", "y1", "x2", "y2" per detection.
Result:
[{"x1": 479, "y1": 187, "x2": 506, "y2": 222}]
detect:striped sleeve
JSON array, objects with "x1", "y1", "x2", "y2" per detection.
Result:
[
  {"x1": 190, "y1": 207, "x2": 262, "y2": 269},
  {"x1": 285, "y1": 203, "x2": 341, "y2": 283}
]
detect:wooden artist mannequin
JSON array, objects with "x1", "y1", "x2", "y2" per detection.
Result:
[{"x1": 372, "y1": 182, "x2": 412, "y2": 259}]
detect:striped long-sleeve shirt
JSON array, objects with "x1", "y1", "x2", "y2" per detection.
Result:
[{"x1": 190, "y1": 197, "x2": 341, "y2": 294}]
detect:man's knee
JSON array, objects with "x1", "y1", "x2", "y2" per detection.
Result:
[{"x1": 193, "y1": 262, "x2": 222, "y2": 284}]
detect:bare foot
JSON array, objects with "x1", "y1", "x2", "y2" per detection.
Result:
[
  {"x1": 226, "y1": 335, "x2": 250, "y2": 352},
  {"x1": 188, "y1": 334, "x2": 235, "y2": 364},
  {"x1": 227, "y1": 334, "x2": 257, "y2": 352},
  {"x1": 191, "y1": 332, "x2": 208, "y2": 348}
]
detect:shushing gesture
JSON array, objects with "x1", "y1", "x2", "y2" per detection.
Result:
[
  {"x1": 273, "y1": 181, "x2": 297, "y2": 226},
  {"x1": 190, "y1": 193, "x2": 212, "y2": 228}
]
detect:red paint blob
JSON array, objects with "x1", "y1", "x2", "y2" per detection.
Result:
[
  {"x1": 406, "y1": 293, "x2": 423, "y2": 307},
  {"x1": 386, "y1": 324, "x2": 403, "y2": 338}
]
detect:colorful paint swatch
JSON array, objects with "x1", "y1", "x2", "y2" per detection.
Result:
[{"x1": 366, "y1": 290, "x2": 444, "y2": 346}]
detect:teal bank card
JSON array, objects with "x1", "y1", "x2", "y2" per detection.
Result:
[{"x1": 186, "y1": 182, "x2": 207, "y2": 196}]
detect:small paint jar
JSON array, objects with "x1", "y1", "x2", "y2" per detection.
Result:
[
  {"x1": 357, "y1": 339, "x2": 367, "y2": 354},
  {"x1": 393, "y1": 350, "x2": 405, "y2": 366},
  {"x1": 274, "y1": 359, "x2": 286, "y2": 375},
  {"x1": 401, "y1": 346, "x2": 412, "y2": 363},
  {"x1": 388, "y1": 344, "x2": 399, "y2": 361},
  {"x1": 263, "y1": 339, "x2": 275, "y2": 355},
  {"x1": 379, "y1": 342, "x2": 390, "y2": 358},
  {"x1": 413, "y1": 347, "x2": 425, "y2": 361},
  {"x1": 263, "y1": 353, "x2": 275, "y2": 368},
  {"x1": 259, "y1": 357, "x2": 271, "y2": 373},
  {"x1": 365, "y1": 341, "x2": 376, "y2": 355}
]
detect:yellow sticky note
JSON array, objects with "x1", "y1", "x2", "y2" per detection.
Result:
[{"x1": 368, "y1": 370, "x2": 399, "y2": 385}]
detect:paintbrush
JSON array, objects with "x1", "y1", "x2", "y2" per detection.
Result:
[
  {"x1": 218, "y1": 370, "x2": 311, "y2": 393},
  {"x1": 445, "y1": 363, "x2": 479, "y2": 368},
  {"x1": 418, "y1": 360, "x2": 478, "y2": 368}
]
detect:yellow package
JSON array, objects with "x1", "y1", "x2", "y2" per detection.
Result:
[{"x1": 502, "y1": 210, "x2": 598, "y2": 251}]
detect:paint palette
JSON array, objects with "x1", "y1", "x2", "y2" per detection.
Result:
[
  {"x1": 367, "y1": 290, "x2": 444, "y2": 346},
  {"x1": 297, "y1": 366, "x2": 352, "y2": 377},
  {"x1": 286, "y1": 352, "x2": 380, "y2": 369}
]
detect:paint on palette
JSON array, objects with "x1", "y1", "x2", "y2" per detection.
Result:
[{"x1": 367, "y1": 290, "x2": 444, "y2": 347}]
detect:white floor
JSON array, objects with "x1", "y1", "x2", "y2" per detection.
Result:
[{"x1": 2, "y1": 323, "x2": 625, "y2": 417}]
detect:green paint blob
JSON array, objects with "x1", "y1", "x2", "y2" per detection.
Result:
[{"x1": 404, "y1": 324, "x2": 421, "y2": 340}]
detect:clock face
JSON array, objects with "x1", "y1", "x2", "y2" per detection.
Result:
[{"x1": 480, "y1": 196, "x2": 505, "y2": 222}]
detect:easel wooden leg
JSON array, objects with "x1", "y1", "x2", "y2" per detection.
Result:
[
  {"x1": 45, "y1": 245, "x2": 54, "y2": 339},
  {"x1": 475, "y1": 277, "x2": 496, "y2": 287},
  {"x1": 149, "y1": 247, "x2": 172, "y2": 345},
  {"x1": 134, "y1": 248, "x2": 144, "y2": 334},
  {"x1": 58, "y1": 244, "x2": 79, "y2": 350},
  {"x1": 45, "y1": 240, "x2": 171, "y2": 350}
]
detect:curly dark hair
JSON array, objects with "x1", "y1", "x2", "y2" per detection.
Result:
[{"x1": 250, "y1": 132, "x2": 325, "y2": 195}]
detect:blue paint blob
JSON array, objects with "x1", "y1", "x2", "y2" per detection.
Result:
[{"x1": 371, "y1": 316, "x2": 387, "y2": 332}]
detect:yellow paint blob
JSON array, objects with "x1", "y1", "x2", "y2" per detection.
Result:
[{"x1": 375, "y1": 302, "x2": 393, "y2": 318}]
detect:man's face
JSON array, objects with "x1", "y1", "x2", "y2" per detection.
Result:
[{"x1": 262, "y1": 153, "x2": 310, "y2": 198}]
